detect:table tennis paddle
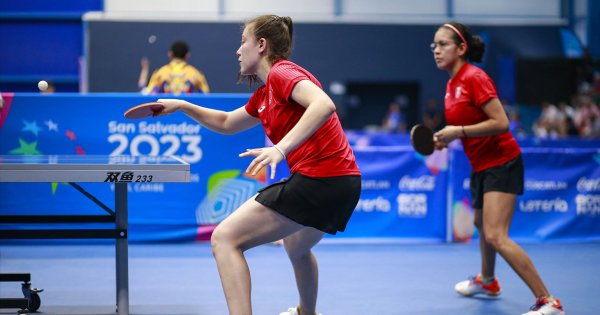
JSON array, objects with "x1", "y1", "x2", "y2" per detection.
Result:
[
  {"x1": 410, "y1": 124, "x2": 435, "y2": 156},
  {"x1": 123, "y1": 102, "x2": 164, "y2": 119}
]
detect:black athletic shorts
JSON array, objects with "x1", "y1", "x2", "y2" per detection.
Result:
[
  {"x1": 255, "y1": 172, "x2": 361, "y2": 235},
  {"x1": 470, "y1": 154, "x2": 524, "y2": 210}
]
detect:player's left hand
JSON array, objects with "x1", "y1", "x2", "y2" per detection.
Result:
[
  {"x1": 434, "y1": 136, "x2": 447, "y2": 150},
  {"x1": 434, "y1": 125, "x2": 461, "y2": 145},
  {"x1": 239, "y1": 147, "x2": 284, "y2": 180}
]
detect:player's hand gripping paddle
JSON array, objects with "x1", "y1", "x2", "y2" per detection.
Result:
[
  {"x1": 410, "y1": 124, "x2": 435, "y2": 156},
  {"x1": 123, "y1": 102, "x2": 164, "y2": 119}
]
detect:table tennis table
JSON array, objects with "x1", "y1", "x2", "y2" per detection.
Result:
[{"x1": 0, "y1": 155, "x2": 190, "y2": 315}]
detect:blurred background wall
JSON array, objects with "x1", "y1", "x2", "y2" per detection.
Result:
[{"x1": 0, "y1": 0, "x2": 598, "y2": 130}]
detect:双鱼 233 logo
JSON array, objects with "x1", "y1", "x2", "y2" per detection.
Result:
[{"x1": 104, "y1": 171, "x2": 153, "y2": 183}]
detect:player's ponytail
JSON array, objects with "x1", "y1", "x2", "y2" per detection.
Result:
[
  {"x1": 441, "y1": 22, "x2": 485, "y2": 63},
  {"x1": 282, "y1": 16, "x2": 293, "y2": 44},
  {"x1": 248, "y1": 15, "x2": 293, "y2": 64},
  {"x1": 468, "y1": 35, "x2": 485, "y2": 63}
]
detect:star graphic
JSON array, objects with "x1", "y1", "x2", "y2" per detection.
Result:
[
  {"x1": 51, "y1": 182, "x2": 69, "y2": 194},
  {"x1": 75, "y1": 146, "x2": 86, "y2": 155},
  {"x1": 45, "y1": 119, "x2": 59, "y2": 131},
  {"x1": 65, "y1": 130, "x2": 76, "y2": 141},
  {"x1": 22, "y1": 120, "x2": 42, "y2": 136},
  {"x1": 9, "y1": 139, "x2": 43, "y2": 155}
]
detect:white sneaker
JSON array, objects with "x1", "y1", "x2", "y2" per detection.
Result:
[
  {"x1": 279, "y1": 306, "x2": 322, "y2": 315},
  {"x1": 522, "y1": 297, "x2": 565, "y2": 315},
  {"x1": 454, "y1": 275, "x2": 501, "y2": 297}
]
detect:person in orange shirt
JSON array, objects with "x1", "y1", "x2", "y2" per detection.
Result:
[{"x1": 139, "y1": 40, "x2": 210, "y2": 95}]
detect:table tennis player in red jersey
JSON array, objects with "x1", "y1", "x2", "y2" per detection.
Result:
[
  {"x1": 431, "y1": 22, "x2": 566, "y2": 315},
  {"x1": 153, "y1": 15, "x2": 360, "y2": 315}
]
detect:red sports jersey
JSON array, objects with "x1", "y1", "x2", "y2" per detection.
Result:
[
  {"x1": 444, "y1": 63, "x2": 520, "y2": 172},
  {"x1": 245, "y1": 60, "x2": 360, "y2": 177}
]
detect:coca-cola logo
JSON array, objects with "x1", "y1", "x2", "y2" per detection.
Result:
[
  {"x1": 577, "y1": 177, "x2": 600, "y2": 192},
  {"x1": 398, "y1": 175, "x2": 435, "y2": 191}
]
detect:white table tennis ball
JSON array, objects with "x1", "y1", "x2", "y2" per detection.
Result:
[{"x1": 38, "y1": 80, "x2": 49, "y2": 91}]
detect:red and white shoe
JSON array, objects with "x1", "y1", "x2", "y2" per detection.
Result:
[
  {"x1": 522, "y1": 297, "x2": 565, "y2": 315},
  {"x1": 279, "y1": 306, "x2": 322, "y2": 315},
  {"x1": 454, "y1": 274, "x2": 502, "y2": 297}
]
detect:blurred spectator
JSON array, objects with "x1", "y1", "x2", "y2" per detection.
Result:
[
  {"x1": 501, "y1": 99, "x2": 525, "y2": 137},
  {"x1": 593, "y1": 71, "x2": 600, "y2": 103},
  {"x1": 591, "y1": 115, "x2": 600, "y2": 137},
  {"x1": 576, "y1": 48, "x2": 595, "y2": 94},
  {"x1": 573, "y1": 95, "x2": 600, "y2": 137},
  {"x1": 508, "y1": 109, "x2": 526, "y2": 137},
  {"x1": 140, "y1": 40, "x2": 210, "y2": 95},
  {"x1": 422, "y1": 98, "x2": 443, "y2": 131},
  {"x1": 558, "y1": 102, "x2": 578, "y2": 137},
  {"x1": 533, "y1": 101, "x2": 561, "y2": 138},
  {"x1": 138, "y1": 57, "x2": 150, "y2": 91},
  {"x1": 382, "y1": 102, "x2": 406, "y2": 133}
]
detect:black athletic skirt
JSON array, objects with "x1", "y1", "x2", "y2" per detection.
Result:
[
  {"x1": 255, "y1": 172, "x2": 361, "y2": 235},
  {"x1": 470, "y1": 154, "x2": 524, "y2": 209}
]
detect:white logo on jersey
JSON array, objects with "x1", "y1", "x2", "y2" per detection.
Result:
[
  {"x1": 258, "y1": 104, "x2": 266, "y2": 113},
  {"x1": 455, "y1": 87, "x2": 462, "y2": 98},
  {"x1": 445, "y1": 92, "x2": 450, "y2": 99}
]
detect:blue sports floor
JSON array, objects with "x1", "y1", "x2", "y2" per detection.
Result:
[{"x1": 1, "y1": 241, "x2": 599, "y2": 315}]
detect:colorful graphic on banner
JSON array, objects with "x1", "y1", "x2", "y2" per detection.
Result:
[{"x1": 0, "y1": 93, "x2": 265, "y2": 242}]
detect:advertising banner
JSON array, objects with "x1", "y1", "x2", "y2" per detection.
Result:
[
  {"x1": 2, "y1": 94, "x2": 599, "y2": 242},
  {"x1": 340, "y1": 146, "x2": 448, "y2": 241},
  {"x1": 0, "y1": 93, "x2": 265, "y2": 241},
  {"x1": 450, "y1": 147, "x2": 600, "y2": 242}
]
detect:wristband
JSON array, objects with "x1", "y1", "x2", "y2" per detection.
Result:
[
  {"x1": 462, "y1": 126, "x2": 468, "y2": 138},
  {"x1": 274, "y1": 145, "x2": 286, "y2": 160}
]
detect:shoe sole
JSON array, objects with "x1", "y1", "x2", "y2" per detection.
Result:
[{"x1": 456, "y1": 290, "x2": 501, "y2": 297}]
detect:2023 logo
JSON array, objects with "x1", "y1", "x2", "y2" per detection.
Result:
[{"x1": 108, "y1": 134, "x2": 202, "y2": 163}]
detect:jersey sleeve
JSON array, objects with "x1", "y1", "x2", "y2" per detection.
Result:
[
  {"x1": 191, "y1": 68, "x2": 210, "y2": 93},
  {"x1": 244, "y1": 86, "x2": 265, "y2": 117},
  {"x1": 197, "y1": 72, "x2": 210, "y2": 93},
  {"x1": 270, "y1": 63, "x2": 310, "y2": 101},
  {"x1": 145, "y1": 69, "x2": 162, "y2": 94},
  {"x1": 470, "y1": 71, "x2": 498, "y2": 107}
]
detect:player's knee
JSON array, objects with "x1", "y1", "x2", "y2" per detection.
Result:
[
  {"x1": 484, "y1": 231, "x2": 507, "y2": 250},
  {"x1": 283, "y1": 239, "x2": 311, "y2": 261},
  {"x1": 210, "y1": 226, "x2": 235, "y2": 256}
]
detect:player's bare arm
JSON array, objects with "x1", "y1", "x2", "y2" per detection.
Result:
[
  {"x1": 275, "y1": 80, "x2": 336, "y2": 155},
  {"x1": 156, "y1": 99, "x2": 260, "y2": 134}
]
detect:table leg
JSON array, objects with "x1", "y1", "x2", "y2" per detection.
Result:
[{"x1": 115, "y1": 183, "x2": 129, "y2": 315}]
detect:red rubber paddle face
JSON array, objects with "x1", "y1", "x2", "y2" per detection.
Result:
[{"x1": 124, "y1": 102, "x2": 164, "y2": 119}]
